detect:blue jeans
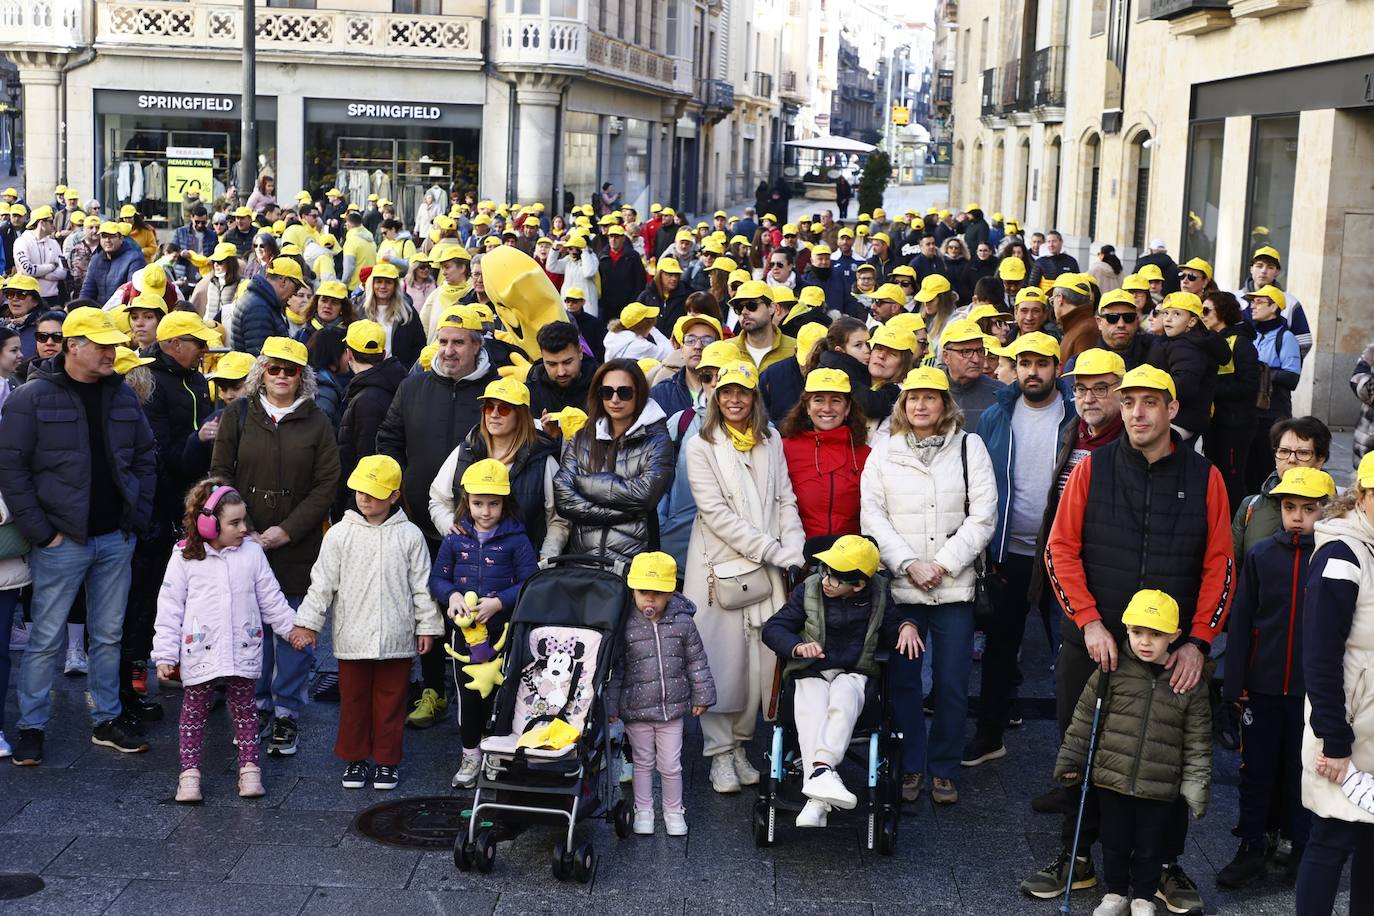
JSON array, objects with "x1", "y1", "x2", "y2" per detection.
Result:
[
  {"x1": 19, "y1": 532, "x2": 136, "y2": 730},
  {"x1": 0, "y1": 588, "x2": 18, "y2": 733},
  {"x1": 257, "y1": 594, "x2": 310, "y2": 719},
  {"x1": 890, "y1": 601, "x2": 975, "y2": 779}
]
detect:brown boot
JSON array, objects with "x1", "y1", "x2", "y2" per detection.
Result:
[
  {"x1": 238, "y1": 763, "x2": 266, "y2": 798},
  {"x1": 175, "y1": 768, "x2": 202, "y2": 803}
]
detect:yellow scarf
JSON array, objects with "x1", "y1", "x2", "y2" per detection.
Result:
[
  {"x1": 725, "y1": 423, "x2": 756, "y2": 452},
  {"x1": 286, "y1": 308, "x2": 306, "y2": 327}
]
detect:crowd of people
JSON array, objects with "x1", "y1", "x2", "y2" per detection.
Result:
[{"x1": 2, "y1": 177, "x2": 1374, "y2": 916}]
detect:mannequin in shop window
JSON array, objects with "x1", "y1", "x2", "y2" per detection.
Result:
[{"x1": 358, "y1": 262, "x2": 424, "y2": 369}]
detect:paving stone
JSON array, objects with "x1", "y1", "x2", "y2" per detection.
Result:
[
  {"x1": 0, "y1": 875, "x2": 128, "y2": 916},
  {"x1": 0, "y1": 797, "x2": 188, "y2": 839},
  {"x1": 121, "y1": 769, "x2": 299, "y2": 809},
  {"x1": 44, "y1": 835, "x2": 248, "y2": 882},
  {"x1": 0, "y1": 831, "x2": 75, "y2": 873},
  {"x1": 492, "y1": 891, "x2": 682, "y2": 916},
  {"x1": 172, "y1": 806, "x2": 356, "y2": 847},
  {"x1": 104, "y1": 880, "x2": 312, "y2": 916},
  {"x1": 301, "y1": 887, "x2": 499, "y2": 916},
  {"x1": 224, "y1": 843, "x2": 421, "y2": 889}
]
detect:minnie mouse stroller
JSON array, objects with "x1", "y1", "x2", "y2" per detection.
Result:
[{"x1": 453, "y1": 554, "x2": 634, "y2": 881}]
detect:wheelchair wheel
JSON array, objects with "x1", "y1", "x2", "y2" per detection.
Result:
[
  {"x1": 572, "y1": 841, "x2": 596, "y2": 884},
  {"x1": 473, "y1": 830, "x2": 497, "y2": 873},
  {"x1": 751, "y1": 798, "x2": 775, "y2": 847},
  {"x1": 612, "y1": 799, "x2": 631, "y2": 839},
  {"x1": 876, "y1": 810, "x2": 898, "y2": 856},
  {"x1": 454, "y1": 834, "x2": 476, "y2": 871},
  {"x1": 551, "y1": 841, "x2": 574, "y2": 881}
]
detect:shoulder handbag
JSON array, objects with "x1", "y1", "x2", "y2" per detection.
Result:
[
  {"x1": 960, "y1": 435, "x2": 997, "y2": 625},
  {"x1": 704, "y1": 552, "x2": 772, "y2": 610}
]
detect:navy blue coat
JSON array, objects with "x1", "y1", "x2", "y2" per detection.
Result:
[
  {"x1": 0, "y1": 355, "x2": 157, "y2": 545},
  {"x1": 650, "y1": 367, "x2": 695, "y2": 419},
  {"x1": 798, "y1": 266, "x2": 848, "y2": 314},
  {"x1": 760, "y1": 357, "x2": 804, "y2": 423},
  {"x1": 429, "y1": 516, "x2": 539, "y2": 630},
  {"x1": 79, "y1": 244, "x2": 147, "y2": 303},
  {"x1": 1224, "y1": 530, "x2": 1314, "y2": 699},
  {"x1": 233, "y1": 274, "x2": 289, "y2": 356}
]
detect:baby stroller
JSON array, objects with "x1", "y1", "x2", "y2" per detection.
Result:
[
  {"x1": 752, "y1": 651, "x2": 903, "y2": 853},
  {"x1": 453, "y1": 555, "x2": 634, "y2": 881}
]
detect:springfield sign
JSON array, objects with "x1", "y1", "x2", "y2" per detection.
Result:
[{"x1": 166, "y1": 147, "x2": 215, "y2": 201}]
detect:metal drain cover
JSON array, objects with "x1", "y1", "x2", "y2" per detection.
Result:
[
  {"x1": 0, "y1": 873, "x2": 45, "y2": 900},
  {"x1": 353, "y1": 796, "x2": 469, "y2": 850}
]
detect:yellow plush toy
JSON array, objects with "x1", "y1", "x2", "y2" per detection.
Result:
[{"x1": 443, "y1": 590, "x2": 510, "y2": 698}]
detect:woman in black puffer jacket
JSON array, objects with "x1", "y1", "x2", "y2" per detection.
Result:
[{"x1": 1200, "y1": 291, "x2": 1260, "y2": 511}]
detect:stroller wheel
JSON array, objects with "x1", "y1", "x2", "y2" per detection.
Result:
[
  {"x1": 453, "y1": 834, "x2": 476, "y2": 871},
  {"x1": 751, "y1": 799, "x2": 775, "y2": 848},
  {"x1": 612, "y1": 799, "x2": 631, "y2": 839},
  {"x1": 572, "y1": 841, "x2": 595, "y2": 884},
  {"x1": 473, "y1": 830, "x2": 497, "y2": 874},
  {"x1": 552, "y1": 841, "x2": 574, "y2": 881},
  {"x1": 876, "y1": 811, "x2": 898, "y2": 856}
]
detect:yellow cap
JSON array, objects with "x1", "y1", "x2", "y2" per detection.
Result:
[
  {"x1": 295, "y1": 190, "x2": 313, "y2": 203},
  {"x1": 769, "y1": 285, "x2": 798, "y2": 306},
  {"x1": 1358, "y1": 452, "x2": 1374, "y2": 489},
  {"x1": 436, "y1": 306, "x2": 484, "y2": 332},
  {"x1": 1136, "y1": 264, "x2": 1164, "y2": 283},
  {"x1": 156, "y1": 311, "x2": 216, "y2": 342},
  {"x1": 1015, "y1": 287, "x2": 1048, "y2": 305},
  {"x1": 117, "y1": 203, "x2": 136, "y2": 218},
  {"x1": 1122, "y1": 589, "x2": 1180, "y2": 634},
  {"x1": 562, "y1": 286, "x2": 586, "y2": 301},
  {"x1": 1005, "y1": 331, "x2": 1061, "y2": 361},
  {"x1": 794, "y1": 324, "x2": 829, "y2": 367},
  {"x1": 914, "y1": 274, "x2": 952, "y2": 303},
  {"x1": 345, "y1": 454, "x2": 401, "y2": 500},
  {"x1": 870, "y1": 232, "x2": 891, "y2": 245},
  {"x1": 810, "y1": 243, "x2": 832, "y2": 257},
  {"x1": 939, "y1": 318, "x2": 984, "y2": 348},
  {"x1": 1244, "y1": 284, "x2": 1287, "y2": 311},
  {"x1": 637, "y1": 357, "x2": 661, "y2": 378},
  {"x1": 697, "y1": 340, "x2": 739, "y2": 373},
  {"x1": 805, "y1": 367, "x2": 852, "y2": 394},
  {"x1": 870, "y1": 323, "x2": 916, "y2": 353},
  {"x1": 432, "y1": 242, "x2": 470, "y2": 262},
  {"x1": 857, "y1": 213, "x2": 871, "y2": 222},
  {"x1": 731, "y1": 279, "x2": 772, "y2": 302},
  {"x1": 515, "y1": 717, "x2": 580, "y2": 751},
  {"x1": 717, "y1": 362, "x2": 758, "y2": 390},
  {"x1": 626, "y1": 551, "x2": 679, "y2": 591},
  {"x1": 1097, "y1": 289, "x2": 1137, "y2": 312},
  {"x1": 1053, "y1": 273, "x2": 1092, "y2": 297},
  {"x1": 709, "y1": 256, "x2": 739, "y2": 274},
  {"x1": 620, "y1": 302, "x2": 661, "y2": 327},
  {"x1": 69, "y1": 212, "x2": 87, "y2": 227},
  {"x1": 1121, "y1": 273, "x2": 1149, "y2": 293},
  {"x1": 113, "y1": 347, "x2": 154, "y2": 374},
  {"x1": 461, "y1": 457, "x2": 511, "y2": 496},
  {"x1": 814, "y1": 534, "x2": 880, "y2": 578},
  {"x1": 968, "y1": 304, "x2": 1012, "y2": 323},
  {"x1": 899, "y1": 366, "x2": 950, "y2": 392},
  {"x1": 370, "y1": 261, "x2": 400, "y2": 281},
  {"x1": 798, "y1": 286, "x2": 826, "y2": 308},
  {"x1": 62, "y1": 307, "x2": 129, "y2": 346},
  {"x1": 1161, "y1": 291, "x2": 1203, "y2": 317},
  {"x1": 128, "y1": 289, "x2": 169, "y2": 314},
  {"x1": 419, "y1": 343, "x2": 439, "y2": 371},
  {"x1": 888, "y1": 265, "x2": 917, "y2": 281},
  {"x1": 561, "y1": 235, "x2": 587, "y2": 249},
  {"x1": 267, "y1": 258, "x2": 304, "y2": 285},
  {"x1": 26, "y1": 204, "x2": 54, "y2": 227},
  {"x1": 206, "y1": 351, "x2": 255, "y2": 381},
  {"x1": 98, "y1": 220, "x2": 122, "y2": 236},
  {"x1": 656, "y1": 256, "x2": 683, "y2": 275},
  {"x1": 261, "y1": 336, "x2": 308, "y2": 366},
  {"x1": 1070, "y1": 348, "x2": 1127, "y2": 378},
  {"x1": 1181, "y1": 257, "x2": 1213, "y2": 280},
  {"x1": 781, "y1": 223, "x2": 799, "y2": 236},
  {"x1": 784, "y1": 303, "x2": 817, "y2": 326},
  {"x1": 730, "y1": 234, "x2": 752, "y2": 247},
  {"x1": 728, "y1": 268, "x2": 752, "y2": 285},
  {"x1": 482, "y1": 376, "x2": 531, "y2": 407},
  {"x1": 673, "y1": 313, "x2": 723, "y2": 343},
  {"x1": 887, "y1": 312, "x2": 926, "y2": 336},
  {"x1": 1269, "y1": 467, "x2": 1337, "y2": 500},
  {"x1": 856, "y1": 225, "x2": 869, "y2": 236},
  {"x1": 650, "y1": 203, "x2": 663, "y2": 213},
  {"x1": 1116, "y1": 364, "x2": 1177, "y2": 400},
  {"x1": 315, "y1": 280, "x2": 348, "y2": 302},
  {"x1": 344, "y1": 320, "x2": 386, "y2": 354},
  {"x1": 872, "y1": 283, "x2": 906, "y2": 304},
  {"x1": 873, "y1": 208, "x2": 887, "y2": 219},
  {"x1": 838, "y1": 227, "x2": 854, "y2": 239},
  {"x1": 3, "y1": 274, "x2": 39, "y2": 294},
  {"x1": 1252, "y1": 245, "x2": 1282, "y2": 265}
]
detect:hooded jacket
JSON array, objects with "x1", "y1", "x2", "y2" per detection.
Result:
[
  {"x1": 336, "y1": 357, "x2": 408, "y2": 502},
  {"x1": 527, "y1": 358, "x2": 599, "y2": 420},
  {"x1": 79, "y1": 242, "x2": 146, "y2": 304},
  {"x1": 232, "y1": 273, "x2": 289, "y2": 357},
  {"x1": 554, "y1": 399, "x2": 675, "y2": 565},
  {"x1": 1055, "y1": 650, "x2": 1212, "y2": 817},
  {"x1": 142, "y1": 347, "x2": 213, "y2": 530},
  {"x1": 429, "y1": 516, "x2": 539, "y2": 630},
  {"x1": 0, "y1": 354, "x2": 157, "y2": 546},
  {"x1": 1145, "y1": 326, "x2": 1230, "y2": 435},
  {"x1": 782, "y1": 426, "x2": 871, "y2": 541},
  {"x1": 607, "y1": 593, "x2": 716, "y2": 722},
  {"x1": 1224, "y1": 528, "x2": 1314, "y2": 699},
  {"x1": 376, "y1": 349, "x2": 498, "y2": 542},
  {"x1": 799, "y1": 266, "x2": 849, "y2": 315},
  {"x1": 650, "y1": 366, "x2": 699, "y2": 420}
]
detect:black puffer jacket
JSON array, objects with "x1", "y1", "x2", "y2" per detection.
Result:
[
  {"x1": 598, "y1": 249, "x2": 648, "y2": 322},
  {"x1": 141, "y1": 347, "x2": 213, "y2": 531},
  {"x1": 526, "y1": 359, "x2": 599, "y2": 420},
  {"x1": 338, "y1": 357, "x2": 407, "y2": 480},
  {"x1": 1211, "y1": 321, "x2": 1260, "y2": 432},
  {"x1": 553, "y1": 399, "x2": 675, "y2": 564},
  {"x1": 376, "y1": 352, "x2": 498, "y2": 541},
  {"x1": 0, "y1": 355, "x2": 157, "y2": 545},
  {"x1": 1145, "y1": 326, "x2": 1230, "y2": 435},
  {"x1": 607, "y1": 594, "x2": 716, "y2": 722},
  {"x1": 636, "y1": 282, "x2": 691, "y2": 336},
  {"x1": 817, "y1": 349, "x2": 897, "y2": 424}
]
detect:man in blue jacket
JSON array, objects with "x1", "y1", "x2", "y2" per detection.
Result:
[
  {"x1": 965, "y1": 331, "x2": 1076, "y2": 768},
  {"x1": 234, "y1": 257, "x2": 301, "y2": 355},
  {"x1": 79, "y1": 221, "x2": 146, "y2": 303},
  {"x1": 0, "y1": 307, "x2": 158, "y2": 766},
  {"x1": 798, "y1": 244, "x2": 848, "y2": 315}
]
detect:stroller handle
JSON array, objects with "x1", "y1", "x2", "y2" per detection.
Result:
[{"x1": 545, "y1": 554, "x2": 625, "y2": 572}]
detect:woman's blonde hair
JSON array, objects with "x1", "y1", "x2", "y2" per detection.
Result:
[
  {"x1": 1325, "y1": 486, "x2": 1372, "y2": 520},
  {"x1": 698, "y1": 382, "x2": 771, "y2": 445},
  {"x1": 888, "y1": 387, "x2": 963, "y2": 438},
  {"x1": 360, "y1": 271, "x2": 415, "y2": 328}
]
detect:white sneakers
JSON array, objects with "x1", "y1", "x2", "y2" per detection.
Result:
[
  {"x1": 633, "y1": 809, "x2": 655, "y2": 835},
  {"x1": 796, "y1": 799, "x2": 830, "y2": 828},
  {"x1": 802, "y1": 766, "x2": 857, "y2": 810},
  {"x1": 710, "y1": 752, "x2": 741, "y2": 794},
  {"x1": 1130, "y1": 901, "x2": 1156, "y2": 916},
  {"x1": 64, "y1": 644, "x2": 88, "y2": 676},
  {"x1": 632, "y1": 808, "x2": 688, "y2": 836},
  {"x1": 451, "y1": 752, "x2": 481, "y2": 789},
  {"x1": 1093, "y1": 893, "x2": 1153, "y2": 916},
  {"x1": 733, "y1": 746, "x2": 760, "y2": 786}
]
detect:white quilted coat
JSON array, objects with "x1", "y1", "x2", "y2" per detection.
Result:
[
  {"x1": 859, "y1": 429, "x2": 997, "y2": 606},
  {"x1": 293, "y1": 509, "x2": 445, "y2": 660},
  {"x1": 0, "y1": 493, "x2": 32, "y2": 591}
]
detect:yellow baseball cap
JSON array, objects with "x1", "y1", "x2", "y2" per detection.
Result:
[
  {"x1": 870, "y1": 323, "x2": 916, "y2": 353},
  {"x1": 348, "y1": 454, "x2": 402, "y2": 500},
  {"x1": 730, "y1": 235, "x2": 751, "y2": 247},
  {"x1": 656, "y1": 256, "x2": 683, "y2": 275},
  {"x1": 1097, "y1": 289, "x2": 1138, "y2": 312},
  {"x1": 620, "y1": 303, "x2": 661, "y2": 327},
  {"x1": 887, "y1": 312, "x2": 926, "y2": 335},
  {"x1": 113, "y1": 346, "x2": 155, "y2": 375},
  {"x1": 1121, "y1": 589, "x2": 1180, "y2": 634},
  {"x1": 709, "y1": 256, "x2": 739, "y2": 274},
  {"x1": 1136, "y1": 264, "x2": 1164, "y2": 282},
  {"x1": 870, "y1": 232, "x2": 891, "y2": 245},
  {"x1": 939, "y1": 319, "x2": 984, "y2": 348},
  {"x1": 804, "y1": 367, "x2": 852, "y2": 394},
  {"x1": 728, "y1": 268, "x2": 752, "y2": 285},
  {"x1": 811, "y1": 243, "x2": 832, "y2": 257},
  {"x1": 295, "y1": 190, "x2": 313, "y2": 203},
  {"x1": 871, "y1": 283, "x2": 906, "y2": 304},
  {"x1": 1121, "y1": 273, "x2": 1149, "y2": 293},
  {"x1": 997, "y1": 258, "x2": 1027, "y2": 281},
  {"x1": 1358, "y1": 452, "x2": 1374, "y2": 489},
  {"x1": 717, "y1": 363, "x2": 758, "y2": 390},
  {"x1": 461, "y1": 457, "x2": 511, "y2": 495},
  {"x1": 127, "y1": 290, "x2": 169, "y2": 314},
  {"x1": 1269, "y1": 467, "x2": 1337, "y2": 500},
  {"x1": 914, "y1": 274, "x2": 952, "y2": 303},
  {"x1": 370, "y1": 261, "x2": 400, "y2": 281},
  {"x1": 731, "y1": 280, "x2": 772, "y2": 302},
  {"x1": 562, "y1": 235, "x2": 587, "y2": 249},
  {"x1": 1252, "y1": 245, "x2": 1282, "y2": 265},
  {"x1": 1116, "y1": 364, "x2": 1177, "y2": 400},
  {"x1": 267, "y1": 258, "x2": 304, "y2": 286},
  {"x1": 482, "y1": 376, "x2": 531, "y2": 407},
  {"x1": 838, "y1": 228, "x2": 854, "y2": 239},
  {"x1": 798, "y1": 286, "x2": 826, "y2": 308},
  {"x1": 795, "y1": 324, "x2": 829, "y2": 367},
  {"x1": 1181, "y1": 257, "x2": 1213, "y2": 280},
  {"x1": 25, "y1": 205, "x2": 54, "y2": 228},
  {"x1": 899, "y1": 366, "x2": 950, "y2": 392},
  {"x1": 769, "y1": 286, "x2": 798, "y2": 306},
  {"x1": 673, "y1": 313, "x2": 723, "y2": 343},
  {"x1": 698, "y1": 339, "x2": 740, "y2": 372},
  {"x1": 1005, "y1": 331, "x2": 1061, "y2": 361},
  {"x1": 156, "y1": 311, "x2": 216, "y2": 343},
  {"x1": 1244, "y1": 284, "x2": 1287, "y2": 311},
  {"x1": 433, "y1": 242, "x2": 471, "y2": 262},
  {"x1": 206, "y1": 351, "x2": 255, "y2": 381},
  {"x1": 261, "y1": 336, "x2": 308, "y2": 366},
  {"x1": 814, "y1": 534, "x2": 880, "y2": 578},
  {"x1": 1015, "y1": 287, "x2": 1048, "y2": 305},
  {"x1": 1054, "y1": 273, "x2": 1093, "y2": 297},
  {"x1": 436, "y1": 306, "x2": 484, "y2": 332},
  {"x1": 968, "y1": 304, "x2": 1012, "y2": 323},
  {"x1": 1161, "y1": 291, "x2": 1204, "y2": 317},
  {"x1": 118, "y1": 203, "x2": 137, "y2": 219},
  {"x1": 889, "y1": 265, "x2": 918, "y2": 281},
  {"x1": 3, "y1": 274, "x2": 40, "y2": 295},
  {"x1": 62, "y1": 307, "x2": 129, "y2": 346},
  {"x1": 98, "y1": 220, "x2": 122, "y2": 236},
  {"x1": 345, "y1": 320, "x2": 386, "y2": 354},
  {"x1": 315, "y1": 280, "x2": 348, "y2": 301},
  {"x1": 562, "y1": 286, "x2": 586, "y2": 301},
  {"x1": 626, "y1": 551, "x2": 679, "y2": 591},
  {"x1": 1069, "y1": 348, "x2": 1127, "y2": 378}
]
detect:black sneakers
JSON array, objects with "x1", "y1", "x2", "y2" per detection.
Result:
[
  {"x1": 268, "y1": 717, "x2": 299, "y2": 756},
  {"x1": 960, "y1": 731, "x2": 1007, "y2": 767},
  {"x1": 373, "y1": 765, "x2": 399, "y2": 790},
  {"x1": 1156, "y1": 862, "x2": 1204, "y2": 914},
  {"x1": 11, "y1": 729, "x2": 43, "y2": 766},
  {"x1": 92, "y1": 719, "x2": 150, "y2": 754},
  {"x1": 342, "y1": 761, "x2": 371, "y2": 789},
  {"x1": 1019, "y1": 849, "x2": 1097, "y2": 898},
  {"x1": 1216, "y1": 840, "x2": 1267, "y2": 889}
]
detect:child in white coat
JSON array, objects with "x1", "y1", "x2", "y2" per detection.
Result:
[
  {"x1": 291, "y1": 455, "x2": 444, "y2": 791},
  {"x1": 152, "y1": 479, "x2": 300, "y2": 803}
]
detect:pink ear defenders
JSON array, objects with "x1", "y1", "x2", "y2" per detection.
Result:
[{"x1": 197, "y1": 485, "x2": 239, "y2": 540}]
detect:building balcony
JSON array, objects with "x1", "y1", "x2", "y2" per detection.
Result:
[
  {"x1": 96, "y1": 1, "x2": 481, "y2": 62},
  {"x1": 697, "y1": 77, "x2": 735, "y2": 122},
  {"x1": 1031, "y1": 45, "x2": 1065, "y2": 121},
  {"x1": 751, "y1": 70, "x2": 774, "y2": 99},
  {"x1": 780, "y1": 68, "x2": 805, "y2": 103},
  {"x1": 2, "y1": 0, "x2": 86, "y2": 52},
  {"x1": 491, "y1": 13, "x2": 679, "y2": 92},
  {"x1": 1145, "y1": 0, "x2": 1234, "y2": 33},
  {"x1": 586, "y1": 28, "x2": 677, "y2": 88}
]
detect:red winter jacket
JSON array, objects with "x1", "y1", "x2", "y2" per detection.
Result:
[{"x1": 782, "y1": 426, "x2": 871, "y2": 540}]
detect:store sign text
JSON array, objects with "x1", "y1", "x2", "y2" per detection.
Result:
[
  {"x1": 138, "y1": 95, "x2": 235, "y2": 112},
  {"x1": 347, "y1": 103, "x2": 442, "y2": 120}
]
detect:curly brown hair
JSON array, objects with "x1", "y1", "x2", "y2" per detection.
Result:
[
  {"x1": 778, "y1": 391, "x2": 868, "y2": 445},
  {"x1": 181, "y1": 477, "x2": 247, "y2": 560}
]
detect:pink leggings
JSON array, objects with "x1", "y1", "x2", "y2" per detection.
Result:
[
  {"x1": 625, "y1": 718, "x2": 685, "y2": 814},
  {"x1": 180, "y1": 677, "x2": 259, "y2": 771}
]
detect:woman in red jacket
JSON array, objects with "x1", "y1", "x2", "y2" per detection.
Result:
[{"x1": 779, "y1": 367, "x2": 872, "y2": 556}]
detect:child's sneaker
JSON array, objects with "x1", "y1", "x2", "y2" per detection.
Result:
[
  {"x1": 632, "y1": 809, "x2": 654, "y2": 835},
  {"x1": 175, "y1": 768, "x2": 202, "y2": 803},
  {"x1": 238, "y1": 764, "x2": 266, "y2": 798},
  {"x1": 452, "y1": 752, "x2": 481, "y2": 789},
  {"x1": 802, "y1": 765, "x2": 857, "y2": 810},
  {"x1": 1155, "y1": 862, "x2": 1202, "y2": 914},
  {"x1": 663, "y1": 810, "x2": 688, "y2": 837},
  {"x1": 342, "y1": 761, "x2": 371, "y2": 789},
  {"x1": 795, "y1": 798, "x2": 830, "y2": 828},
  {"x1": 1019, "y1": 850, "x2": 1096, "y2": 898},
  {"x1": 732, "y1": 746, "x2": 760, "y2": 786},
  {"x1": 267, "y1": 717, "x2": 298, "y2": 756},
  {"x1": 373, "y1": 765, "x2": 399, "y2": 790},
  {"x1": 1092, "y1": 893, "x2": 1129, "y2": 916},
  {"x1": 1129, "y1": 900, "x2": 1157, "y2": 916}
]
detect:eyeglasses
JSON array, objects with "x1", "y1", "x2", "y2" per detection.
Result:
[
  {"x1": 697, "y1": 369, "x2": 718, "y2": 383},
  {"x1": 264, "y1": 364, "x2": 301, "y2": 378},
  {"x1": 1072, "y1": 383, "x2": 1113, "y2": 399},
  {"x1": 770, "y1": 261, "x2": 788, "y2": 268},
  {"x1": 192, "y1": 222, "x2": 207, "y2": 229},
  {"x1": 1100, "y1": 312, "x2": 1138, "y2": 325},
  {"x1": 598, "y1": 385, "x2": 635, "y2": 402},
  {"x1": 683, "y1": 334, "x2": 718, "y2": 347},
  {"x1": 253, "y1": 243, "x2": 269, "y2": 249},
  {"x1": 736, "y1": 299, "x2": 768, "y2": 312},
  {"x1": 1275, "y1": 446, "x2": 1316, "y2": 462},
  {"x1": 944, "y1": 345, "x2": 985, "y2": 359},
  {"x1": 895, "y1": 279, "x2": 915, "y2": 288},
  {"x1": 482, "y1": 400, "x2": 514, "y2": 417},
  {"x1": 34, "y1": 331, "x2": 63, "y2": 343},
  {"x1": 1180, "y1": 272, "x2": 1204, "y2": 282}
]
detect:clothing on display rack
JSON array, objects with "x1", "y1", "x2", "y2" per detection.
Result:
[
  {"x1": 116, "y1": 161, "x2": 145, "y2": 202},
  {"x1": 143, "y1": 161, "x2": 165, "y2": 201},
  {"x1": 370, "y1": 170, "x2": 391, "y2": 201}
]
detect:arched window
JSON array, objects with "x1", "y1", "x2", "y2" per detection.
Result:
[
  {"x1": 1129, "y1": 130, "x2": 1152, "y2": 251},
  {"x1": 1082, "y1": 132, "x2": 1101, "y2": 240}
]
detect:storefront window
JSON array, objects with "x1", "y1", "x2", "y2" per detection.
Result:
[
  {"x1": 623, "y1": 117, "x2": 651, "y2": 212},
  {"x1": 95, "y1": 90, "x2": 277, "y2": 228},
  {"x1": 1244, "y1": 115, "x2": 1298, "y2": 278},
  {"x1": 563, "y1": 111, "x2": 601, "y2": 212},
  {"x1": 1182, "y1": 120, "x2": 1224, "y2": 265}
]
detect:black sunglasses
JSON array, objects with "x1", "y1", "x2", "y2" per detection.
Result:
[
  {"x1": 598, "y1": 385, "x2": 635, "y2": 402},
  {"x1": 1101, "y1": 312, "x2": 1138, "y2": 325},
  {"x1": 697, "y1": 369, "x2": 718, "y2": 383},
  {"x1": 736, "y1": 299, "x2": 768, "y2": 312},
  {"x1": 34, "y1": 331, "x2": 63, "y2": 343},
  {"x1": 1180, "y1": 272, "x2": 1203, "y2": 282},
  {"x1": 265, "y1": 364, "x2": 301, "y2": 378}
]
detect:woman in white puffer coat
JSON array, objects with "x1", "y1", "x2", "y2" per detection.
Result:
[
  {"x1": 0, "y1": 491, "x2": 34, "y2": 758},
  {"x1": 860, "y1": 366, "x2": 996, "y2": 806}
]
